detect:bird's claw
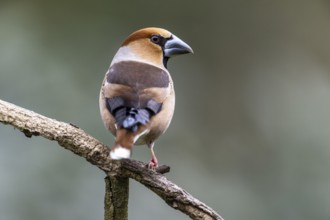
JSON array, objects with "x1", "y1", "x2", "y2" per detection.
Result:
[{"x1": 147, "y1": 159, "x2": 158, "y2": 170}]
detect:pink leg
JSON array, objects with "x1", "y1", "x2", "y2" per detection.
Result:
[{"x1": 147, "y1": 142, "x2": 158, "y2": 169}]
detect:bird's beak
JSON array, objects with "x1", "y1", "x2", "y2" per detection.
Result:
[{"x1": 164, "y1": 34, "x2": 193, "y2": 58}]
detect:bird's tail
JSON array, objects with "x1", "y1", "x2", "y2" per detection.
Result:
[
  {"x1": 109, "y1": 126, "x2": 140, "y2": 160},
  {"x1": 110, "y1": 144, "x2": 131, "y2": 159}
]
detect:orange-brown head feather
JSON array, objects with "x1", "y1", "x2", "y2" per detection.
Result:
[
  {"x1": 120, "y1": 28, "x2": 172, "y2": 67},
  {"x1": 122, "y1": 27, "x2": 172, "y2": 46}
]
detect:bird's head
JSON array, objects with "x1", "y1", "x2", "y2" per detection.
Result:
[{"x1": 116, "y1": 27, "x2": 193, "y2": 68}]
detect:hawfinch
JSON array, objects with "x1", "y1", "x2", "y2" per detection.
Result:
[{"x1": 99, "y1": 27, "x2": 193, "y2": 168}]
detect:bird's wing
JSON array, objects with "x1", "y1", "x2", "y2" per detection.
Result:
[{"x1": 102, "y1": 61, "x2": 172, "y2": 131}]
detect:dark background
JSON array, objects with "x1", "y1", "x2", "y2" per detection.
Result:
[{"x1": 1, "y1": 1, "x2": 330, "y2": 219}]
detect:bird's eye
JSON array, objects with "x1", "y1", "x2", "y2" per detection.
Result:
[{"x1": 150, "y1": 35, "x2": 161, "y2": 44}]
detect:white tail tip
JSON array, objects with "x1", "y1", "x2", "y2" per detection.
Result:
[{"x1": 110, "y1": 146, "x2": 131, "y2": 160}]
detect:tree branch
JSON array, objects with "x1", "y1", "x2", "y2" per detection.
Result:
[
  {"x1": 104, "y1": 176, "x2": 129, "y2": 220},
  {"x1": 0, "y1": 99, "x2": 224, "y2": 220}
]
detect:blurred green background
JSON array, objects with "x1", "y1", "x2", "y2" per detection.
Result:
[{"x1": 1, "y1": 0, "x2": 330, "y2": 219}]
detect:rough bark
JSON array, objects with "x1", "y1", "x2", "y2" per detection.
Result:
[
  {"x1": 104, "y1": 176, "x2": 129, "y2": 220},
  {"x1": 0, "y1": 99, "x2": 224, "y2": 220}
]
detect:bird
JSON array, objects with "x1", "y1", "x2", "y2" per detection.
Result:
[{"x1": 99, "y1": 27, "x2": 193, "y2": 168}]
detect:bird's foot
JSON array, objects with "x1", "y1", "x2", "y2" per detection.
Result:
[{"x1": 147, "y1": 158, "x2": 158, "y2": 170}]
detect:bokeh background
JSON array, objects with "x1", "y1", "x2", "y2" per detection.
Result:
[{"x1": 1, "y1": 0, "x2": 330, "y2": 219}]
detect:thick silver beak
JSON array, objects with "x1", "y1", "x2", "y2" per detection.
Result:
[{"x1": 164, "y1": 34, "x2": 193, "y2": 58}]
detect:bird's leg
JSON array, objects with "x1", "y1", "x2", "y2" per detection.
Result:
[{"x1": 147, "y1": 142, "x2": 158, "y2": 169}]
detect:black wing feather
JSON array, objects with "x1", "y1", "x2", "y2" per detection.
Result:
[{"x1": 106, "y1": 97, "x2": 162, "y2": 132}]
